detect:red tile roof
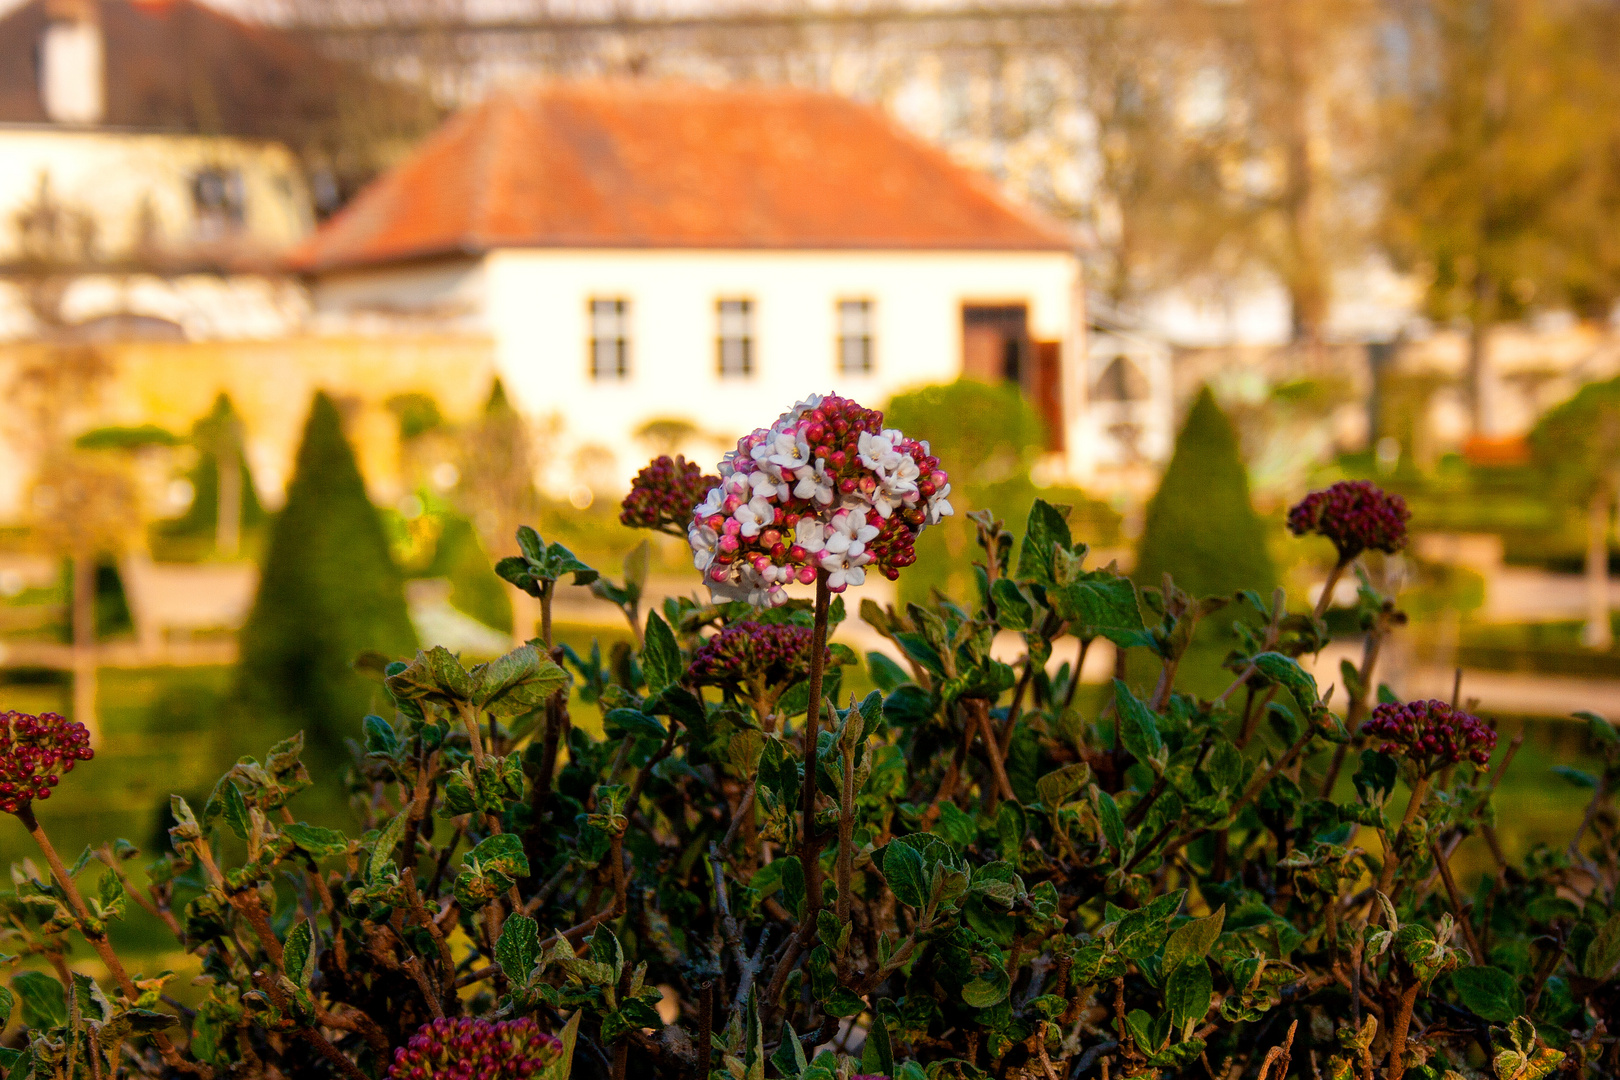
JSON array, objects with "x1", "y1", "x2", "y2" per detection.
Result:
[{"x1": 290, "y1": 81, "x2": 1071, "y2": 273}]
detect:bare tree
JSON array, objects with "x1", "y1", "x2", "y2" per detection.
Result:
[{"x1": 1381, "y1": 0, "x2": 1620, "y2": 433}]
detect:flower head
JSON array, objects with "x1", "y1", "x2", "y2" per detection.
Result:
[
  {"x1": 687, "y1": 622, "x2": 828, "y2": 691},
  {"x1": 1287, "y1": 480, "x2": 1411, "y2": 561},
  {"x1": 622, "y1": 455, "x2": 721, "y2": 537},
  {"x1": 0, "y1": 711, "x2": 93, "y2": 815},
  {"x1": 688, "y1": 393, "x2": 952, "y2": 606},
  {"x1": 386, "y1": 1017, "x2": 562, "y2": 1080},
  {"x1": 1363, "y1": 699, "x2": 1496, "y2": 772}
]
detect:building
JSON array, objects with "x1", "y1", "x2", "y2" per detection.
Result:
[
  {"x1": 0, "y1": 0, "x2": 356, "y2": 340},
  {"x1": 293, "y1": 81, "x2": 1090, "y2": 490}
]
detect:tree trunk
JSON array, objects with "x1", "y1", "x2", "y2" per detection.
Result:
[
  {"x1": 70, "y1": 554, "x2": 98, "y2": 742},
  {"x1": 1584, "y1": 490, "x2": 1613, "y2": 650}
]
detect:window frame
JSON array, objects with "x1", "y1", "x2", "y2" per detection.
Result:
[
  {"x1": 716, "y1": 297, "x2": 755, "y2": 378},
  {"x1": 836, "y1": 297, "x2": 876, "y2": 375},
  {"x1": 588, "y1": 296, "x2": 631, "y2": 381}
]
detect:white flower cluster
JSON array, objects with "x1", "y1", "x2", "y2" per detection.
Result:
[{"x1": 688, "y1": 393, "x2": 953, "y2": 607}]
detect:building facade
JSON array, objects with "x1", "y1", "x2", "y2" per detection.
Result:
[{"x1": 295, "y1": 81, "x2": 1089, "y2": 492}]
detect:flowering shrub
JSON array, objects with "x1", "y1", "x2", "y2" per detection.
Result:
[
  {"x1": 1363, "y1": 699, "x2": 1498, "y2": 771},
  {"x1": 0, "y1": 468, "x2": 1615, "y2": 1080},
  {"x1": 688, "y1": 393, "x2": 951, "y2": 605},
  {"x1": 386, "y1": 1017, "x2": 563, "y2": 1080},
  {"x1": 0, "y1": 710, "x2": 93, "y2": 813},
  {"x1": 1287, "y1": 479, "x2": 1411, "y2": 561},
  {"x1": 621, "y1": 455, "x2": 720, "y2": 538}
]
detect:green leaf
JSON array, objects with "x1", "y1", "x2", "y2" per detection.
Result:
[
  {"x1": 11, "y1": 971, "x2": 66, "y2": 1029},
  {"x1": 1585, "y1": 912, "x2": 1620, "y2": 980},
  {"x1": 1115, "y1": 889, "x2": 1186, "y2": 960},
  {"x1": 642, "y1": 613, "x2": 682, "y2": 696},
  {"x1": 1166, "y1": 957, "x2": 1214, "y2": 1032},
  {"x1": 779, "y1": 857, "x2": 806, "y2": 922},
  {"x1": 516, "y1": 525, "x2": 545, "y2": 564},
  {"x1": 72, "y1": 971, "x2": 110, "y2": 1024},
  {"x1": 1451, "y1": 966, "x2": 1525, "y2": 1022},
  {"x1": 883, "y1": 840, "x2": 929, "y2": 910},
  {"x1": 1112, "y1": 679, "x2": 1163, "y2": 765},
  {"x1": 456, "y1": 835, "x2": 531, "y2": 906},
  {"x1": 0, "y1": 986, "x2": 13, "y2": 1029},
  {"x1": 285, "y1": 822, "x2": 349, "y2": 860},
  {"x1": 1050, "y1": 572, "x2": 1145, "y2": 647},
  {"x1": 990, "y1": 578, "x2": 1035, "y2": 631},
  {"x1": 283, "y1": 920, "x2": 314, "y2": 991},
  {"x1": 220, "y1": 781, "x2": 251, "y2": 842},
  {"x1": 1578, "y1": 710, "x2": 1618, "y2": 745},
  {"x1": 370, "y1": 807, "x2": 412, "y2": 885},
  {"x1": 867, "y1": 652, "x2": 911, "y2": 693},
  {"x1": 497, "y1": 914, "x2": 541, "y2": 985},
  {"x1": 1093, "y1": 786, "x2": 1127, "y2": 858},
  {"x1": 1036, "y1": 762, "x2": 1091, "y2": 809},
  {"x1": 468, "y1": 833, "x2": 529, "y2": 879},
  {"x1": 1016, "y1": 499, "x2": 1072, "y2": 585},
  {"x1": 808, "y1": 945, "x2": 865, "y2": 1016},
  {"x1": 1251, "y1": 652, "x2": 1321, "y2": 715},
  {"x1": 387, "y1": 646, "x2": 476, "y2": 705},
  {"x1": 893, "y1": 633, "x2": 946, "y2": 679},
  {"x1": 860, "y1": 1011, "x2": 895, "y2": 1076},
  {"x1": 1553, "y1": 766, "x2": 1597, "y2": 789},
  {"x1": 481, "y1": 646, "x2": 571, "y2": 716},
  {"x1": 962, "y1": 964, "x2": 1010, "y2": 1008},
  {"x1": 1163, "y1": 905, "x2": 1225, "y2": 975},
  {"x1": 773, "y1": 1022, "x2": 809, "y2": 1079},
  {"x1": 604, "y1": 709, "x2": 668, "y2": 740},
  {"x1": 362, "y1": 714, "x2": 400, "y2": 758},
  {"x1": 543, "y1": 1005, "x2": 583, "y2": 1080}
]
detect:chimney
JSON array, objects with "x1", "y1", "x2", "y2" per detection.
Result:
[{"x1": 39, "y1": 0, "x2": 104, "y2": 125}]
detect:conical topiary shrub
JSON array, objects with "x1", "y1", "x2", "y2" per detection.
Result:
[
  {"x1": 237, "y1": 392, "x2": 417, "y2": 754},
  {"x1": 162, "y1": 393, "x2": 266, "y2": 548},
  {"x1": 1134, "y1": 386, "x2": 1277, "y2": 599}
]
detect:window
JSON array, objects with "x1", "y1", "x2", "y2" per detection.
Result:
[
  {"x1": 717, "y1": 298, "x2": 754, "y2": 377},
  {"x1": 589, "y1": 298, "x2": 630, "y2": 380},
  {"x1": 837, "y1": 299, "x2": 874, "y2": 374},
  {"x1": 191, "y1": 167, "x2": 245, "y2": 240}
]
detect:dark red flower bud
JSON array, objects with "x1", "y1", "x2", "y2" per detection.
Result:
[{"x1": 1287, "y1": 480, "x2": 1410, "y2": 560}]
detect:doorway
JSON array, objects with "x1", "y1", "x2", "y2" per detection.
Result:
[{"x1": 961, "y1": 304, "x2": 1029, "y2": 384}]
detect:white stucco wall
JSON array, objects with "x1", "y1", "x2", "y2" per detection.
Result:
[
  {"x1": 0, "y1": 125, "x2": 313, "y2": 262},
  {"x1": 479, "y1": 247, "x2": 1081, "y2": 491}
]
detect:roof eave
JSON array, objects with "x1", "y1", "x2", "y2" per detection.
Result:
[{"x1": 298, "y1": 236, "x2": 1077, "y2": 275}]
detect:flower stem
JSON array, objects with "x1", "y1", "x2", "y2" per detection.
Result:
[
  {"x1": 540, "y1": 579, "x2": 555, "y2": 651},
  {"x1": 17, "y1": 805, "x2": 138, "y2": 996},
  {"x1": 1374, "y1": 772, "x2": 1431, "y2": 902},
  {"x1": 1313, "y1": 555, "x2": 1352, "y2": 620},
  {"x1": 15, "y1": 806, "x2": 212, "y2": 1077},
  {"x1": 801, "y1": 571, "x2": 832, "y2": 922}
]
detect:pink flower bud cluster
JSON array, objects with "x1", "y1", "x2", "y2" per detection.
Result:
[
  {"x1": 386, "y1": 1017, "x2": 562, "y2": 1080},
  {"x1": 1363, "y1": 699, "x2": 1496, "y2": 771},
  {"x1": 1287, "y1": 480, "x2": 1411, "y2": 561},
  {"x1": 687, "y1": 622, "x2": 828, "y2": 690},
  {"x1": 688, "y1": 393, "x2": 952, "y2": 606},
  {"x1": 621, "y1": 455, "x2": 721, "y2": 537},
  {"x1": 0, "y1": 711, "x2": 93, "y2": 814}
]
